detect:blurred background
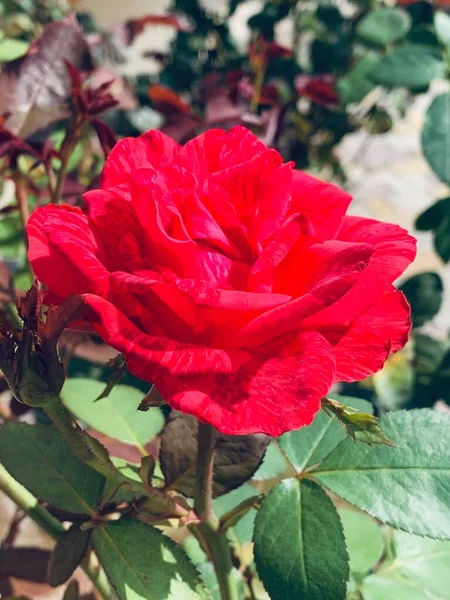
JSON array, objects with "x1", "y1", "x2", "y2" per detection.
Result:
[{"x1": 1, "y1": 0, "x2": 450, "y2": 597}]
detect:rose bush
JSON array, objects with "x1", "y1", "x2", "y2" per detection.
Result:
[{"x1": 27, "y1": 126, "x2": 416, "y2": 436}]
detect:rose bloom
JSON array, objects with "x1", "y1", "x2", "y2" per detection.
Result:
[{"x1": 27, "y1": 127, "x2": 416, "y2": 436}]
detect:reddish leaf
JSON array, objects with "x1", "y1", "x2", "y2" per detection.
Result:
[
  {"x1": 90, "y1": 118, "x2": 117, "y2": 158},
  {"x1": 124, "y1": 14, "x2": 194, "y2": 45},
  {"x1": 0, "y1": 14, "x2": 93, "y2": 137},
  {"x1": 296, "y1": 75, "x2": 340, "y2": 108},
  {"x1": 148, "y1": 84, "x2": 192, "y2": 115}
]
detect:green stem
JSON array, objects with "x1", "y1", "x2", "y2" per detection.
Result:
[
  {"x1": 52, "y1": 127, "x2": 78, "y2": 204},
  {"x1": 0, "y1": 464, "x2": 112, "y2": 600},
  {"x1": 44, "y1": 396, "x2": 146, "y2": 495},
  {"x1": 192, "y1": 423, "x2": 238, "y2": 600}
]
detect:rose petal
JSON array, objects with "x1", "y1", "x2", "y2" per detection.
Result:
[
  {"x1": 328, "y1": 290, "x2": 411, "y2": 381},
  {"x1": 290, "y1": 171, "x2": 352, "y2": 239},
  {"x1": 101, "y1": 130, "x2": 181, "y2": 187},
  {"x1": 156, "y1": 331, "x2": 335, "y2": 436},
  {"x1": 27, "y1": 205, "x2": 110, "y2": 298}
]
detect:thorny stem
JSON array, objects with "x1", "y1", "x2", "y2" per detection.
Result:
[
  {"x1": 0, "y1": 464, "x2": 112, "y2": 600},
  {"x1": 191, "y1": 422, "x2": 238, "y2": 600}
]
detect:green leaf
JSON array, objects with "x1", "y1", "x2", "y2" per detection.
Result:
[
  {"x1": 252, "y1": 441, "x2": 288, "y2": 481},
  {"x1": 47, "y1": 525, "x2": 91, "y2": 586},
  {"x1": 373, "y1": 348, "x2": 414, "y2": 412},
  {"x1": 399, "y1": 272, "x2": 443, "y2": 328},
  {"x1": 279, "y1": 396, "x2": 372, "y2": 472},
  {"x1": 362, "y1": 530, "x2": 450, "y2": 599},
  {"x1": 62, "y1": 379, "x2": 164, "y2": 451},
  {"x1": 93, "y1": 519, "x2": 211, "y2": 600},
  {"x1": 361, "y1": 573, "x2": 441, "y2": 600},
  {"x1": 0, "y1": 422, "x2": 104, "y2": 513},
  {"x1": 213, "y1": 484, "x2": 257, "y2": 544},
  {"x1": 0, "y1": 39, "x2": 29, "y2": 62},
  {"x1": 386, "y1": 530, "x2": 450, "y2": 598},
  {"x1": 435, "y1": 11, "x2": 450, "y2": 46},
  {"x1": 415, "y1": 197, "x2": 450, "y2": 231},
  {"x1": 337, "y1": 53, "x2": 380, "y2": 105},
  {"x1": 253, "y1": 479, "x2": 349, "y2": 600},
  {"x1": 434, "y1": 211, "x2": 450, "y2": 263},
  {"x1": 422, "y1": 93, "x2": 450, "y2": 184},
  {"x1": 197, "y1": 564, "x2": 244, "y2": 600},
  {"x1": 357, "y1": 8, "x2": 411, "y2": 46},
  {"x1": 314, "y1": 409, "x2": 450, "y2": 539},
  {"x1": 339, "y1": 508, "x2": 384, "y2": 574},
  {"x1": 371, "y1": 45, "x2": 444, "y2": 90}
]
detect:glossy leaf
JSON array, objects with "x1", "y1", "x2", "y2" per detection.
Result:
[
  {"x1": 339, "y1": 509, "x2": 384, "y2": 574},
  {"x1": 421, "y1": 93, "x2": 450, "y2": 184},
  {"x1": 399, "y1": 272, "x2": 443, "y2": 328},
  {"x1": 279, "y1": 396, "x2": 372, "y2": 472},
  {"x1": 93, "y1": 520, "x2": 211, "y2": 600},
  {"x1": 160, "y1": 412, "x2": 268, "y2": 497},
  {"x1": 371, "y1": 45, "x2": 444, "y2": 90},
  {"x1": 253, "y1": 479, "x2": 349, "y2": 600},
  {"x1": 62, "y1": 379, "x2": 164, "y2": 450},
  {"x1": 315, "y1": 409, "x2": 450, "y2": 539},
  {"x1": 0, "y1": 422, "x2": 104, "y2": 513},
  {"x1": 357, "y1": 8, "x2": 411, "y2": 46}
]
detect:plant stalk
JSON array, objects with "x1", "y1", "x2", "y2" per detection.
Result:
[
  {"x1": 0, "y1": 464, "x2": 112, "y2": 600},
  {"x1": 192, "y1": 422, "x2": 238, "y2": 600}
]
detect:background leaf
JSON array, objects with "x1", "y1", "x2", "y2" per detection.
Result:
[
  {"x1": 93, "y1": 519, "x2": 211, "y2": 600},
  {"x1": 357, "y1": 8, "x2": 411, "y2": 46},
  {"x1": 362, "y1": 530, "x2": 450, "y2": 600},
  {"x1": 0, "y1": 422, "x2": 104, "y2": 513},
  {"x1": 421, "y1": 93, "x2": 450, "y2": 184},
  {"x1": 339, "y1": 508, "x2": 385, "y2": 575},
  {"x1": 62, "y1": 378, "x2": 164, "y2": 452},
  {"x1": 370, "y1": 45, "x2": 444, "y2": 89},
  {"x1": 434, "y1": 11, "x2": 450, "y2": 46},
  {"x1": 337, "y1": 53, "x2": 380, "y2": 105},
  {"x1": 314, "y1": 409, "x2": 450, "y2": 539},
  {"x1": 399, "y1": 272, "x2": 443, "y2": 328},
  {"x1": 279, "y1": 396, "x2": 372, "y2": 472},
  {"x1": 253, "y1": 478, "x2": 349, "y2": 600}
]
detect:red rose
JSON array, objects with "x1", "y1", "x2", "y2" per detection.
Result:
[{"x1": 27, "y1": 127, "x2": 416, "y2": 436}]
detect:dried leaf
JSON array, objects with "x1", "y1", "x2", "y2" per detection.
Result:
[
  {"x1": 0, "y1": 14, "x2": 93, "y2": 137},
  {"x1": 160, "y1": 412, "x2": 269, "y2": 497}
]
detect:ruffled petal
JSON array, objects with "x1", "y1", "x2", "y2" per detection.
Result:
[
  {"x1": 290, "y1": 171, "x2": 352, "y2": 240},
  {"x1": 101, "y1": 130, "x2": 181, "y2": 187},
  {"x1": 83, "y1": 188, "x2": 145, "y2": 272},
  {"x1": 27, "y1": 205, "x2": 110, "y2": 298},
  {"x1": 328, "y1": 290, "x2": 411, "y2": 381},
  {"x1": 83, "y1": 294, "x2": 251, "y2": 377},
  {"x1": 155, "y1": 331, "x2": 336, "y2": 436},
  {"x1": 302, "y1": 217, "x2": 417, "y2": 330},
  {"x1": 181, "y1": 126, "x2": 268, "y2": 178}
]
